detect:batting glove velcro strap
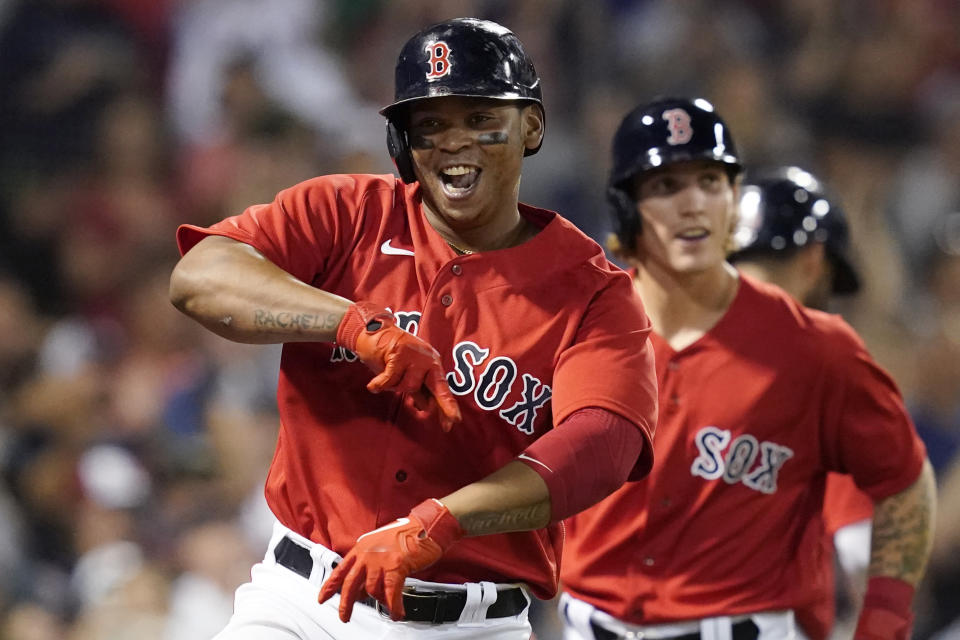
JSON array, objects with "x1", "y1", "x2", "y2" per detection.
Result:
[
  {"x1": 335, "y1": 301, "x2": 396, "y2": 351},
  {"x1": 854, "y1": 577, "x2": 915, "y2": 640},
  {"x1": 336, "y1": 301, "x2": 461, "y2": 431},
  {"x1": 317, "y1": 499, "x2": 465, "y2": 623}
]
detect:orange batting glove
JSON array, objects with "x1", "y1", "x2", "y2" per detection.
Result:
[
  {"x1": 337, "y1": 302, "x2": 461, "y2": 431},
  {"x1": 317, "y1": 498, "x2": 465, "y2": 623}
]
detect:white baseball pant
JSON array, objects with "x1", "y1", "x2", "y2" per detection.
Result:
[
  {"x1": 559, "y1": 592, "x2": 808, "y2": 640},
  {"x1": 213, "y1": 520, "x2": 533, "y2": 640}
]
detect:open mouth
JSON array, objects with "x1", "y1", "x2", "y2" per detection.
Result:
[
  {"x1": 676, "y1": 227, "x2": 710, "y2": 241},
  {"x1": 439, "y1": 165, "x2": 481, "y2": 199}
]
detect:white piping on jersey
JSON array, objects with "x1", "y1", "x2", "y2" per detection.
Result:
[{"x1": 518, "y1": 453, "x2": 554, "y2": 473}]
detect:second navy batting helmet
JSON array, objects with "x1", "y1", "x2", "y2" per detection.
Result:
[
  {"x1": 381, "y1": 18, "x2": 544, "y2": 183},
  {"x1": 730, "y1": 167, "x2": 861, "y2": 295},
  {"x1": 607, "y1": 97, "x2": 742, "y2": 250}
]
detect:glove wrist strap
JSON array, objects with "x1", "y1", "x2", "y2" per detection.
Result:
[
  {"x1": 336, "y1": 301, "x2": 395, "y2": 351},
  {"x1": 410, "y1": 498, "x2": 465, "y2": 551},
  {"x1": 854, "y1": 576, "x2": 915, "y2": 640}
]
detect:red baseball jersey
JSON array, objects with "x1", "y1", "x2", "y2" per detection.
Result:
[
  {"x1": 561, "y1": 274, "x2": 925, "y2": 638},
  {"x1": 795, "y1": 472, "x2": 875, "y2": 636},
  {"x1": 177, "y1": 174, "x2": 658, "y2": 598}
]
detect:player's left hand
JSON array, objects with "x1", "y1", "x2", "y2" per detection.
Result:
[{"x1": 318, "y1": 498, "x2": 464, "y2": 623}]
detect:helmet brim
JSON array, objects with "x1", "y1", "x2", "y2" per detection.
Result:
[
  {"x1": 610, "y1": 150, "x2": 742, "y2": 189},
  {"x1": 380, "y1": 93, "x2": 541, "y2": 120}
]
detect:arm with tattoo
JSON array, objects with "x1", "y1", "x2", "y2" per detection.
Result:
[
  {"x1": 170, "y1": 235, "x2": 351, "y2": 344},
  {"x1": 442, "y1": 461, "x2": 551, "y2": 535},
  {"x1": 853, "y1": 459, "x2": 936, "y2": 640},
  {"x1": 869, "y1": 459, "x2": 936, "y2": 584}
]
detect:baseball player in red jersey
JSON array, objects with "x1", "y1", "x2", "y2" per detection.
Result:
[
  {"x1": 169, "y1": 18, "x2": 658, "y2": 640},
  {"x1": 558, "y1": 98, "x2": 936, "y2": 640},
  {"x1": 730, "y1": 168, "x2": 876, "y2": 635}
]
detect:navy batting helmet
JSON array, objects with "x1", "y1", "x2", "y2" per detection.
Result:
[
  {"x1": 381, "y1": 18, "x2": 544, "y2": 183},
  {"x1": 608, "y1": 97, "x2": 742, "y2": 250},
  {"x1": 730, "y1": 167, "x2": 860, "y2": 295}
]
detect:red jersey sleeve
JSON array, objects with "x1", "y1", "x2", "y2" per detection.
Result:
[
  {"x1": 551, "y1": 271, "x2": 658, "y2": 479},
  {"x1": 821, "y1": 325, "x2": 926, "y2": 501},
  {"x1": 176, "y1": 174, "x2": 384, "y2": 283},
  {"x1": 823, "y1": 472, "x2": 874, "y2": 535}
]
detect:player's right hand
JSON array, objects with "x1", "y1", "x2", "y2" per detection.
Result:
[
  {"x1": 336, "y1": 301, "x2": 461, "y2": 431},
  {"x1": 317, "y1": 498, "x2": 464, "y2": 622}
]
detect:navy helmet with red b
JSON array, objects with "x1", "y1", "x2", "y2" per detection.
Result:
[
  {"x1": 381, "y1": 18, "x2": 544, "y2": 183},
  {"x1": 730, "y1": 167, "x2": 861, "y2": 295},
  {"x1": 608, "y1": 97, "x2": 742, "y2": 250}
]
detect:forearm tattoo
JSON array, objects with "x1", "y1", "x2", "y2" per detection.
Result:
[
  {"x1": 870, "y1": 461, "x2": 936, "y2": 584},
  {"x1": 253, "y1": 309, "x2": 340, "y2": 332},
  {"x1": 458, "y1": 502, "x2": 551, "y2": 536}
]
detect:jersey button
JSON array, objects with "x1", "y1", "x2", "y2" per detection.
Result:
[
  {"x1": 395, "y1": 470, "x2": 407, "y2": 482},
  {"x1": 667, "y1": 361, "x2": 679, "y2": 370},
  {"x1": 441, "y1": 294, "x2": 453, "y2": 306},
  {"x1": 643, "y1": 556, "x2": 655, "y2": 566},
  {"x1": 451, "y1": 264, "x2": 463, "y2": 276},
  {"x1": 670, "y1": 394, "x2": 679, "y2": 405}
]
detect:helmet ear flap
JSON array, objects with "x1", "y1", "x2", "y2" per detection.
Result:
[
  {"x1": 386, "y1": 121, "x2": 417, "y2": 184},
  {"x1": 607, "y1": 186, "x2": 640, "y2": 251}
]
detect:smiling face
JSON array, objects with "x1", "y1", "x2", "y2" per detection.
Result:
[
  {"x1": 406, "y1": 96, "x2": 543, "y2": 234},
  {"x1": 631, "y1": 160, "x2": 739, "y2": 276}
]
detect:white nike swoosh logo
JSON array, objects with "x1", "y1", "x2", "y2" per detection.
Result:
[{"x1": 381, "y1": 239, "x2": 415, "y2": 256}]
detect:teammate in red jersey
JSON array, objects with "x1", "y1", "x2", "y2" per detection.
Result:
[
  {"x1": 730, "y1": 167, "x2": 876, "y2": 635},
  {"x1": 169, "y1": 18, "x2": 657, "y2": 640},
  {"x1": 558, "y1": 98, "x2": 935, "y2": 640}
]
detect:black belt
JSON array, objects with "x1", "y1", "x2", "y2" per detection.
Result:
[
  {"x1": 591, "y1": 618, "x2": 759, "y2": 640},
  {"x1": 273, "y1": 536, "x2": 528, "y2": 623}
]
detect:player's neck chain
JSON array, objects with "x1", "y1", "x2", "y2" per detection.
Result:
[
  {"x1": 445, "y1": 218, "x2": 535, "y2": 256},
  {"x1": 447, "y1": 241, "x2": 474, "y2": 255}
]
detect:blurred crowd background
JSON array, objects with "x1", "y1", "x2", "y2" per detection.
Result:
[{"x1": 0, "y1": 0, "x2": 958, "y2": 638}]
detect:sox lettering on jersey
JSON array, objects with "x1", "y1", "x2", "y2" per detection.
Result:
[
  {"x1": 499, "y1": 374, "x2": 552, "y2": 435},
  {"x1": 447, "y1": 341, "x2": 489, "y2": 394},
  {"x1": 474, "y1": 357, "x2": 517, "y2": 410},
  {"x1": 334, "y1": 315, "x2": 552, "y2": 434},
  {"x1": 723, "y1": 433, "x2": 759, "y2": 484},
  {"x1": 447, "y1": 340, "x2": 551, "y2": 435},
  {"x1": 691, "y1": 426, "x2": 794, "y2": 494},
  {"x1": 744, "y1": 442, "x2": 795, "y2": 493},
  {"x1": 690, "y1": 426, "x2": 729, "y2": 480}
]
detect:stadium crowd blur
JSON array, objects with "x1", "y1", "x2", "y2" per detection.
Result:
[{"x1": 0, "y1": 0, "x2": 958, "y2": 638}]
